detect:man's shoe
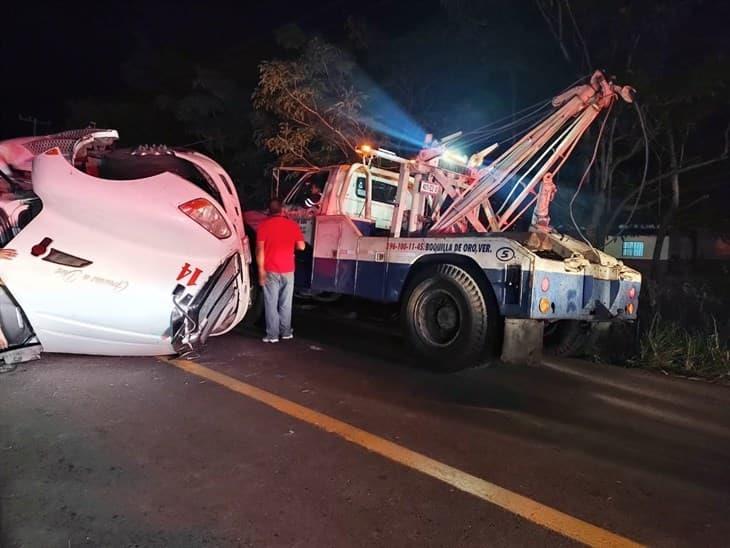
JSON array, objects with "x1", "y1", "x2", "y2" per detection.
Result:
[
  {"x1": 262, "y1": 337, "x2": 279, "y2": 343},
  {"x1": 281, "y1": 333, "x2": 294, "y2": 340}
]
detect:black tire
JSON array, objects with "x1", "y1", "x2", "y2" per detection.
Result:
[
  {"x1": 402, "y1": 264, "x2": 498, "y2": 371},
  {"x1": 543, "y1": 320, "x2": 593, "y2": 357}
]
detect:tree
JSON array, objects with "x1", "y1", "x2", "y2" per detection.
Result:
[
  {"x1": 157, "y1": 67, "x2": 272, "y2": 208},
  {"x1": 533, "y1": 0, "x2": 730, "y2": 266},
  {"x1": 252, "y1": 36, "x2": 371, "y2": 166}
]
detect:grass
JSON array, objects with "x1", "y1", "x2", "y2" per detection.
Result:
[{"x1": 633, "y1": 314, "x2": 730, "y2": 380}]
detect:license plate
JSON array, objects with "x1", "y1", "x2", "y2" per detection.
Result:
[{"x1": 420, "y1": 181, "x2": 440, "y2": 195}]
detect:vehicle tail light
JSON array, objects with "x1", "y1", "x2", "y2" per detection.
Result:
[
  {"x1": 540, "y1": 277, "x2": 550, "y2": 292},
  {"x1": 179, "y1": 198, "x2": 231, "y2": 239},
  {"x1": 628, "y1": 286, "x2": 636, "y2": 299},
  {"x1": 626, "y1": 302, "x2": 635, "y2": 315},
  {"x1": 538, "y1": 297, "x2": 551, "y2": 314}
]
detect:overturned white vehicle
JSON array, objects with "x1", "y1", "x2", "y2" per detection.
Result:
[{"x1": 0, "y1": 129, "x2": 251, "y2": 366}]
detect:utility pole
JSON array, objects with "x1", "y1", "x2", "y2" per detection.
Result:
[{"x1": 18, "y1": 114, "x2": 51, "y2": 136}]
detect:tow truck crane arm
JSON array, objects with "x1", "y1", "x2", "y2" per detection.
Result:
[{"x1": 428, "y1": 71, "x2": 634, "y2": 234}]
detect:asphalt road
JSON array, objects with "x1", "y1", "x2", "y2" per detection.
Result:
[{"x1": 2, "y1": 310, "x2": 730, "y2": 547}]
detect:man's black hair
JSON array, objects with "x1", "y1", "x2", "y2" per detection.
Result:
[{"x1": 269, "y1": 198, "x2": 283, "y2": 215}]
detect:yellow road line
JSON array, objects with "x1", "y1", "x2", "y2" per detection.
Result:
[{"x1": 163, "y1": 357, "x2": 644, "y2": 547}]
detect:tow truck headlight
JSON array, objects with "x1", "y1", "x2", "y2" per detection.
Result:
[{"x1": 179, "y1": 198, "x2": 231, "y2": 239}]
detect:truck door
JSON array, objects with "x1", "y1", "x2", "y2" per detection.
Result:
[
  {"x1": 311, "y1": 215, "x2": 360, "y2": 294},
  {"x1": 281, "y1": 170, "x2": 332, "y2": 289}
]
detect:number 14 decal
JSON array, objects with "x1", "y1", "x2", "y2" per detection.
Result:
[{"x1": 177, "y1": 262, "x2": 203, "y2": 286}]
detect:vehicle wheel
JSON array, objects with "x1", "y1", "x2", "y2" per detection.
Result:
[
  {"x1": 311, "y1": 291, "x2": 342, "y2": 303},
  {"x1": 543, "y1": 320, "x2": 593, "y2": 357},
  {"x1": 402, "y1": 264, "x2": 498, "y2": 371}
]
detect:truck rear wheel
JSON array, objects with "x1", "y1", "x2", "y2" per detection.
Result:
[
  {"x1": 402, "y1": 264, "x2": 497, "y2": 371},
  {"x1": 543, "y1": 320, "x2": 593, "y2": 357}
]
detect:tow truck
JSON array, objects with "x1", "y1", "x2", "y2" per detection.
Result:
[{"x1": 246, "y1": 71, "x2": 642, "y2": 370}]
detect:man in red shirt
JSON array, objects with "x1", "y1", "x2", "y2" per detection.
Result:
[{"x1": 256, "y1": 199, "x2": 305, "y2": 343}]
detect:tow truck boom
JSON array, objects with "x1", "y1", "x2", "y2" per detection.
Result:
[{"x1": 360, "y1": 71, "x2": 634, "y2": 240}]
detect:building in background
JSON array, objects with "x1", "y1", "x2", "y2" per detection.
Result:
[{"x1": 605, "y1": 225, "x2": 730, "y2": 275}]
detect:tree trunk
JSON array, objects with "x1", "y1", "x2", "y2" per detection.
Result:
[
  {"x1": 651, "y1": 130, "x2": 680, "y2": 281},
  {"x1": 587, "y1": 119, "x2": 616, "y2": 247}
]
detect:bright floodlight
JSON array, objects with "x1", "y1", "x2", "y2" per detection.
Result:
[{"x1": 442, "y1": 149, "x2": 468, "y2": 164}]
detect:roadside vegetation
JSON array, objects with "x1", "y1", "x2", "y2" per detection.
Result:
[
  {"x1": 586, "y1": 274, "x2": 730, "y2": 381},
  {"x1": 635, "y1": 315, "x2": 730, "y2": 380},
  {"x1": 632, "y1": 274, "x2": 730, "y2": 380}
]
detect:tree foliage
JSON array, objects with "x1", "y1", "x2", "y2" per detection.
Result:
[{"x1": 252, "y1": 37, "x2": 371, "y2": 166}]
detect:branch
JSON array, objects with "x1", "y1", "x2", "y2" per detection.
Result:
[
  {"x1": 292, "y1": 151, "x2": 317, "y2": 168},
  {"x1": 626, "y1": 34, "x2": 641, "y2": 71},
  {"x1": 564, "y1": 0, "x2": 592, "y2": 70},
  {"x1": 677, "y1": 194, "x2": 709, "y2": 213},
  {"x1": 534, "y1": 0, "x2": 572, "y2": 63},
  {"x1": 282, "y1": 86, "x2": 357, "y2": 154},
  {"x1": 609, "y1": 136, "x2": 644, "y2": 181},
  {"x1": 605, "y1": 155, "x2": 729, "y2": 231}
]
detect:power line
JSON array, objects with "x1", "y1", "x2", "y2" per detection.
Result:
[{"x1": 569, "y1": 102, "x2": 613, "y2": 249}]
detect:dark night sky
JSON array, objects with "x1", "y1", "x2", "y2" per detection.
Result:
[
  {"x1": 0, "y1": 0, "x2": 420, "y2": 137},
  {"x1": 3, "y1": 0, "x2": 727, "y2": 136},
  {"x1": 1, "y1": 0, "x2": 727, "y2": 229},
  {"x1": 0, "y1": 2, "x2": 329, "y2": 130}
]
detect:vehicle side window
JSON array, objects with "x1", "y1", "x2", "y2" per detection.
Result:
[
  {"x1": 342, "y1": 175, "x2": 401, "y2": 231},
  {"x1": 355, "y1": 177, "x2": 398, "y2": 204},
  {"x1": 218, "y1": 173, "x2": 233, "y2": 195},
  {"x1": 284, "y1": 171, "x2": 329, "y2": 208},
  {"x1": 191, "y1": 166, "x2": 225, "y2": 210},
  {"x1": 96, "y1": 151, "x2": 226, "y2": 210}
]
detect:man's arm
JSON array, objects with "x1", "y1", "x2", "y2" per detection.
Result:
[
  {"x1": 256, "y1": 240, "x2": 266, "y2": 286},
  {"x1": 294, "y1": 223, "x2": 306, "y2": 251}
]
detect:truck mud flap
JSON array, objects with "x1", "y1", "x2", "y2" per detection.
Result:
[{"x1": 171, "y1": 254, "x2": 242, "y2": 354}]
